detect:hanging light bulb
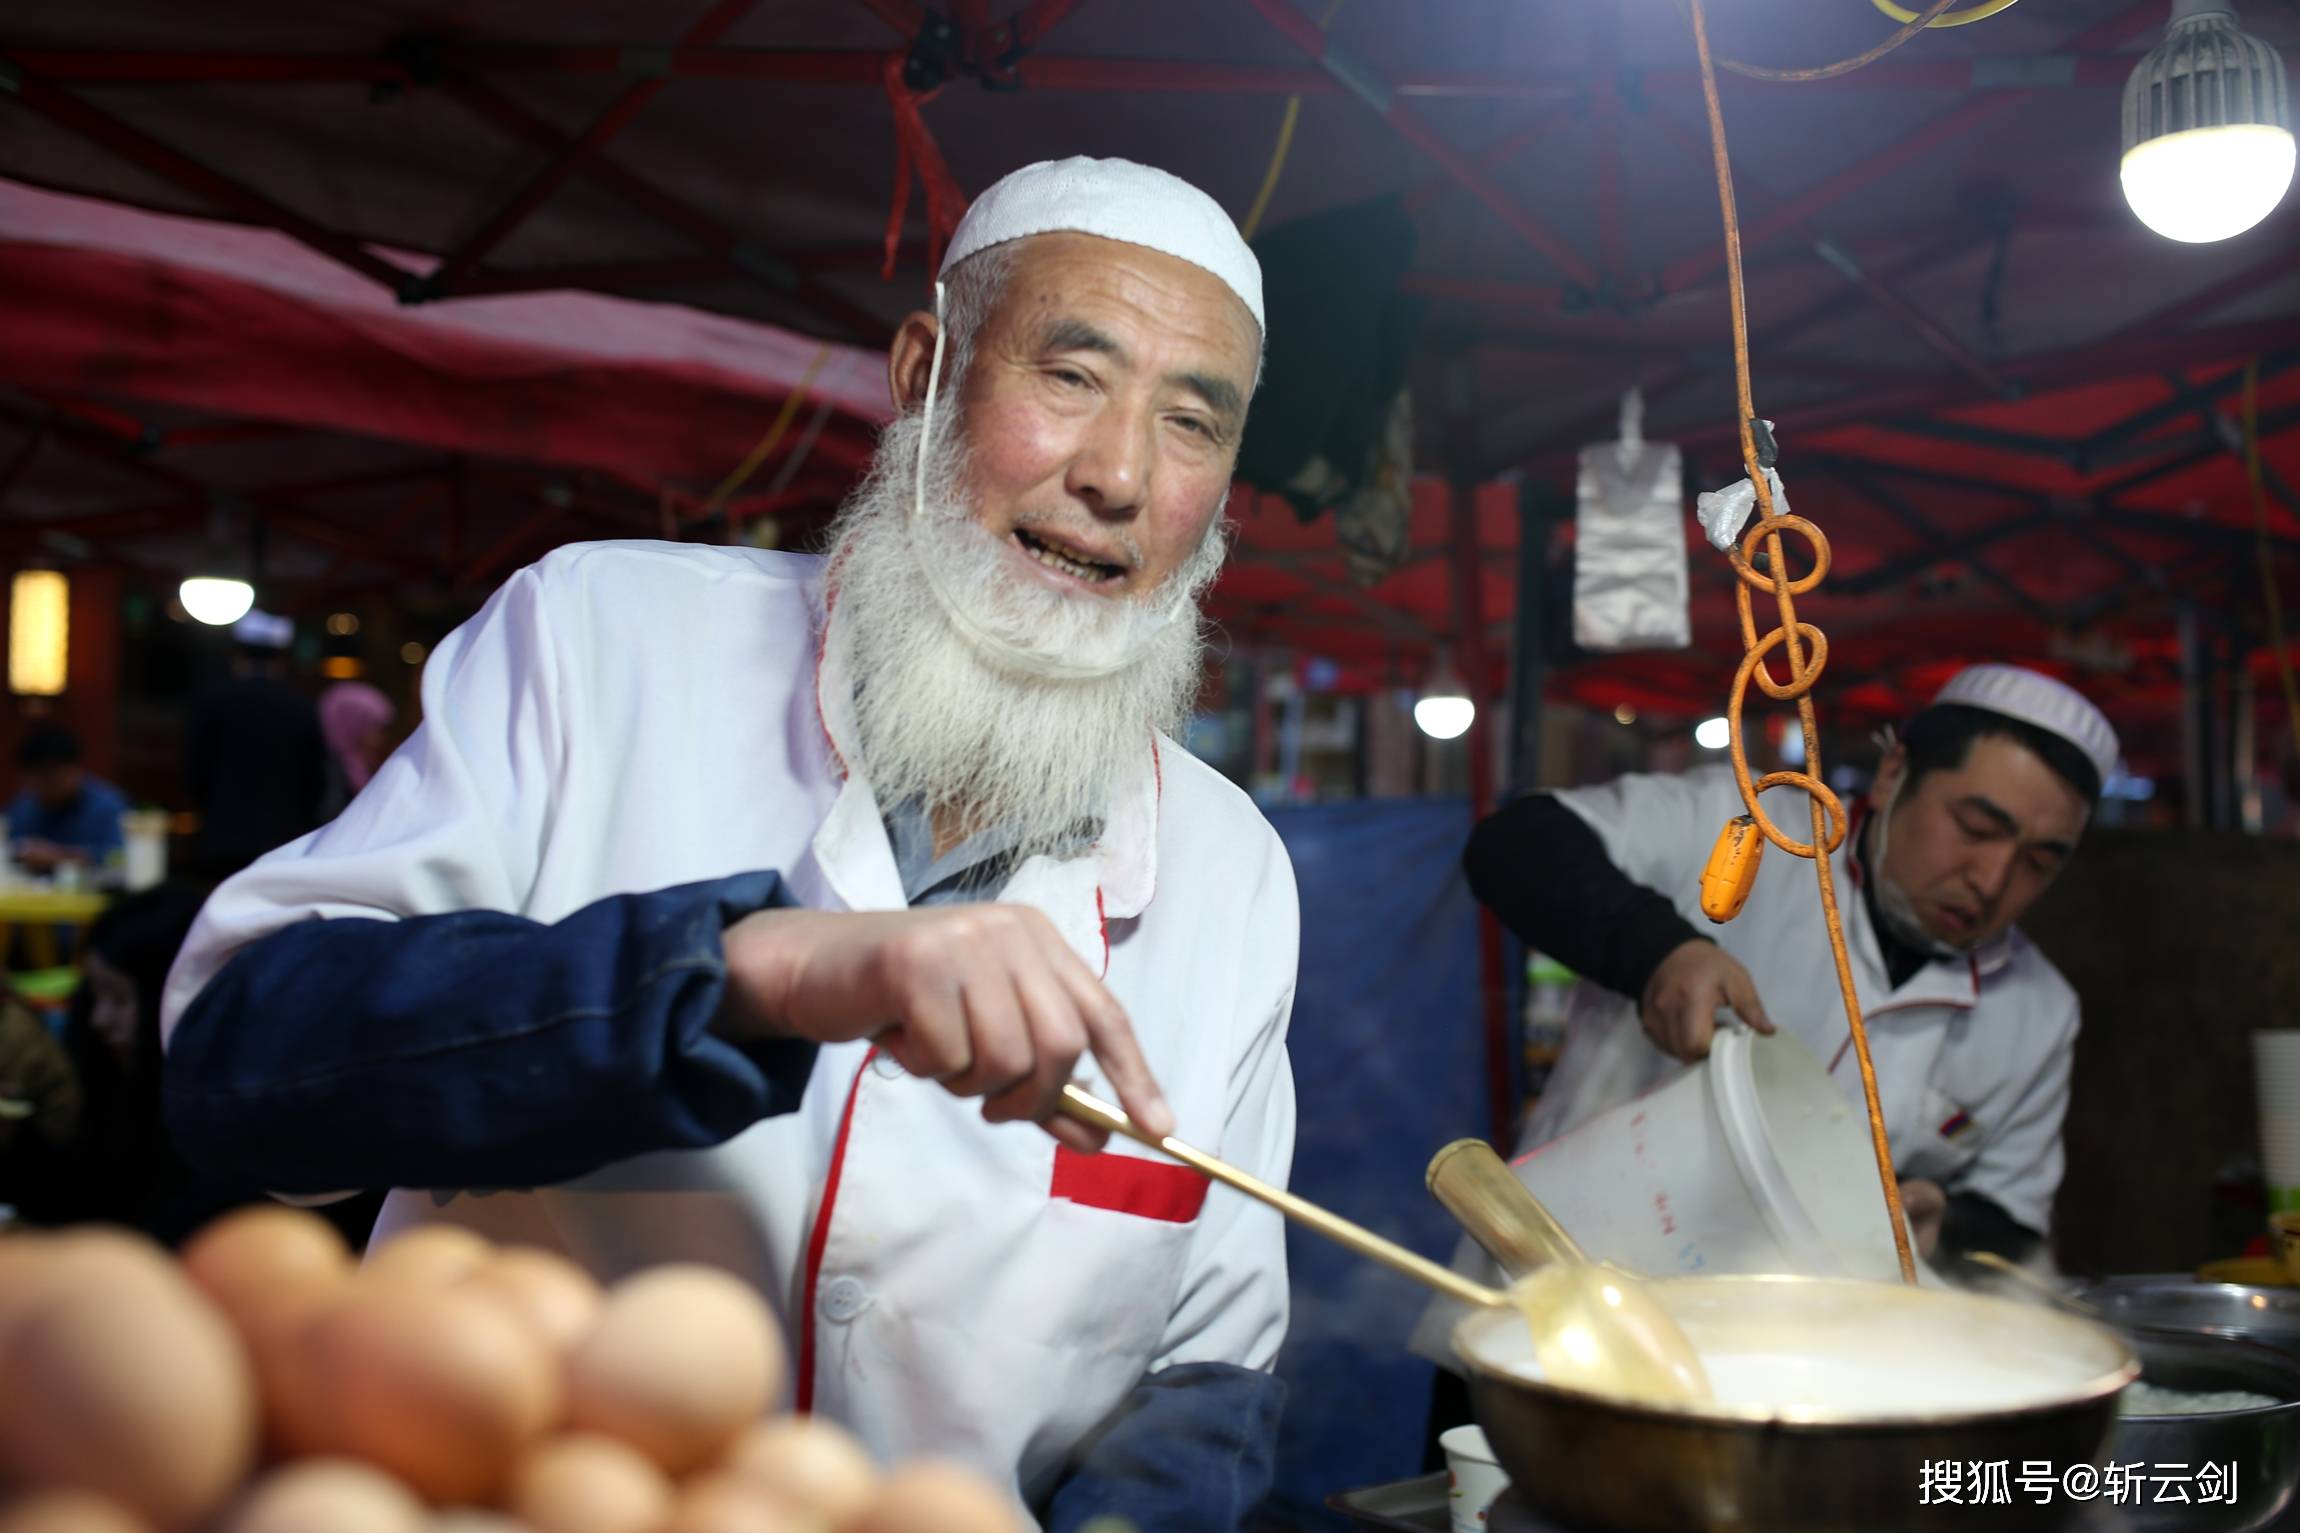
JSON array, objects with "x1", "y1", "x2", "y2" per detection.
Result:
[
  {"x1": 2120, "y1": 0, "x2": 2294, "y2": 243},
  {"x1": 1414, "y1": 652, "x2": 1476, "y2": 740},
  {"x1": 1695, "y1": 716, "x2": 1732, "y2": 751},
  {"x1": 179, "y1": 576, "x2": 256, "y2": 627}
]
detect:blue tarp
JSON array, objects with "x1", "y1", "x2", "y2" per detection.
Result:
[{"x1": 1260, "y1": 797, "x2": 1502, "y2": 1526}]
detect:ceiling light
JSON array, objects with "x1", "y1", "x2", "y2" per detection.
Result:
[
  {"x1": 1415, "y1": 653, "x2": 1476, "y2": 740},
  {"x1": 1695, "y1": 717, "x2": 1732, "y2": 751},
  {"x1": 179, "y1": 576, "x2": 255, "y2": 627},
  {"x1": 2121, "y1": 0, "x2": 2293, "y2": 242}
]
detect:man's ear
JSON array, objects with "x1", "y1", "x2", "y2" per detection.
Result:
[
  {"x1": 1872, "y1": 742, "x2": 1909, "y2": 808},
  {"x1": 888, "y1": 310, "x2": 942, "y2": 412}
]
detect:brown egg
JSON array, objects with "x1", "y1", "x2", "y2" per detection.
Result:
[
  {"x1": 505, "y1": 1435, "x2": 673, "y2": 1533},
  {"x1": 240, "y1": 1275, "x2": 356, "y2": 1461},
  {"x1": 0, "y1": 1231, "x2": 179, "y2": 1344},
  {"x1": 564, "y1": 1267, "x2": 783, "y2": 1475},
  {"x1": 460, "y1": 1249, "x2": 602, "y2": 1359},
  {"x1": 717, "y1": 1417, "x2": 876, "y2": 1526},
  {"x1": 217, "y1": 1460, "x2": 427, "y2": 1533},
  {"x1": 848, "y1": 1461, "x2": 1028, "y2": 1533},
  {"x1": 0, "y1": 1491, "x2": 152, "y2": 1533},
  {"x1": 661, "y1": 1476, "x2": 819, "y2": 1533},
  {"x1": 0, "y1": 1231, "x2": 62, "y2": 1333},
  {"x1": 0, "y1": 1268, "x2": 257, "y2": 1532},
  {"x1": 362, "y1": 1226, "x2": 494, "y2": 1290},
  {"x1": 183, "y1": 1206, "x2": 352, "y2": 1326},
  {"x1": 306, "y1": 1285, "x2": 558, "y2": 1504}
]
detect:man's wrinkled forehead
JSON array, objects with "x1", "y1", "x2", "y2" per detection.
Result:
[{"x1": 995, "y1": 231, "x2": 1261, "y2": 400}]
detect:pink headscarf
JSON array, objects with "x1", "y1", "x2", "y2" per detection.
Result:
[{"x1": 319, "y1": 681, "x2": 396, "y2": 790}]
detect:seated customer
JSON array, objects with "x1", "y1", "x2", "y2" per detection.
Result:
[{"x1": 7, "y1": 725, "x2": 129, "y2": 876}]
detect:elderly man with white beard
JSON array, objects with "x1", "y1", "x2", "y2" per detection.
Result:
[{"x1": 159, "y1": 158, "x2": 1298, "y2": 1530}]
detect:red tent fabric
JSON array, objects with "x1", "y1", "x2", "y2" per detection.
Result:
[{"x1": 0, "y1": 179, "x2": 892, "y2": 497}]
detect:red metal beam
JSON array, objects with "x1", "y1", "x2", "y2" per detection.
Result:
[
  {"x1": 1399, "y1": 274, "x2": 1575, "y2": 314},
  {"x1": 850, "y1": 0, "x2": 928, "y2": 38},
  {"x1": 0, "y1": 51, "x2": 407, "y2": 84},
  {"x1": 1012, "y1": 0, "x2": 1093, "y2": 48},
  {"x1": 0, "y1": 426, "x2": 47, "y2": 505},
  {"x1": 1654, "y1": 0, "x2": 2167, "y2": 296},
  {"x1": 8, "y1": 44, "x2": 2143, "y2": 95},
  {"x1": 454, "y1": 258, "x2": 739, "y2": 297},
  {"x1": 1677, "y1": 314, "x2": 2300, "y2": 452},
  {"x1": 24, "y1": 46, "x2": 2141, "y2": 96},
  {"x1": 1237, "y1": 0, "x2": 1599, "y2": 287},
  {"x1": 1491, "y1": 226, "x2": 1980, "y2": 469},
  {"x1": 440, "y1": 78, "x2": 894, "y2": 343},
  {"x1": 0, "y1": 504, "x2": 208, "y2": 550},
  {"x1": 163, "y1": 420, "x2": 317, "y2": 450},
  {"x1": 1639, "y1": 105, "x2": 2015, "y2": 397},
  {"x1": 5, "y1": 73, "x2": 409, "y2": 293},
  {"x1": 2092, "y1": 231, "x2": 2300, "y2": 351},
  {"x1": 426, "y1": 0, "x2": 762, "y2": 298},
  {"x1": 1401, "y1": 107, "x2": 1573, "y2": 218},
  {"x1": 1592, "y1": 5, "x2": 1627, "y2": 287},
  {"x1": 307, "y1": 478, "x2": 449, "y2": 588},
  {"x1": 267, "y1": 509, "x2": 439, "y2": 576},
  {"x1": 457, "y1": 502, "x2": 568, "y2": 589}
]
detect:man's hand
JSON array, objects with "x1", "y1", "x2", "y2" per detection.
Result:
[
  {"x1": 1639, "y1": 939, "x2": 1774, "y2": 1062},
  {"x1": 717, "y1": 905, "x2": 1171, "y2": 1154},
  {"x1": 1899, "y1": 1177, "x2": 1947, "y2": 1260},
  {"x1": 12, "y1": 839, "x2": 69, "y2": 874}
]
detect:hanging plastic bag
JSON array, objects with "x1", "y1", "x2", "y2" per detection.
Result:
[{"x1": 1572, "y1": 390, "x2": 1691, "y2": 652}]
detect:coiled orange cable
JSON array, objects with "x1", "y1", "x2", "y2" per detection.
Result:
[{"x1": 1687, "y1": 0, "x2": 1918, "y2": 1284}]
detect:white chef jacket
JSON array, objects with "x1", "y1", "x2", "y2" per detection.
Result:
[
  {"x1": 1525, "y1": 766, "x2": 2079, "y2": 1235},
  {"x1": 160, "y1": 540, "x2": 1300, "y2": 1505}
]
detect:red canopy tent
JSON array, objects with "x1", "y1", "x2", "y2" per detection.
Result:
[{"x1": 2, "y1": 0, "x2": 2297, "y2": 781}]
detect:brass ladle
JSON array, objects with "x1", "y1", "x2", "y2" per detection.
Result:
[
  {"x1": 1056, "y1": 1086, "x2": 1709, "y2": 1404},
  {"x1": 1426, "y1": 1137, "x2": 1711, "y2": 1405}
]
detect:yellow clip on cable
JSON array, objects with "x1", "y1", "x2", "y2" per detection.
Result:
[{"x1": 1869, "y1": 0, "x2": 2022, "y2": 28}]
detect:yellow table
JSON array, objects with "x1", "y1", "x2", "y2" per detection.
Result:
[{"x1": 0, "y1": 887, "x2": 109, "y2": 971}]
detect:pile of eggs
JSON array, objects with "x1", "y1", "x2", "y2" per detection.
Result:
[{"x1": 0, "y1": 1210, "x2": 1029, "y2": 1533}]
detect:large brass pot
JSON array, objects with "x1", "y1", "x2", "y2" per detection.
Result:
[{"x1": 1456, "y1": 1274, "x2": 2138, "y2": 1533}]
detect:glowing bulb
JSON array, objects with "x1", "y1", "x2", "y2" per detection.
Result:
[
  {"x1": 179, "y1": 576, "x2": 255, "y2": 627},
  {"x1": 1695, "y1": 717, "x2": 1732, "y2": 750},
  {"x1": 2121, "y1": 124, "x2": 2295, "y2": 242},
  {"x1": 1414, "y1": 694, "x2": 1476, "y2": 740}
]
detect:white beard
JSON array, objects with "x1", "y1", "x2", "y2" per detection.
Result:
[{"x1": 822, "y1": 409, "x2": 1227, "y2": 862}]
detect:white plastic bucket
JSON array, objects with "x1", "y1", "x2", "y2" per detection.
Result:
[{"x1": 1510, "y1": 1028, "x2": 1916, "y2": 1284}]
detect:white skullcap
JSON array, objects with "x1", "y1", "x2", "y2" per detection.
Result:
[
  {"x1": 939, "y1": 156, "x2": 1264, "y2": 334},
  {"x1": 231, "y1": 609, "x2": 294, "y2": 651},
  {"x1": 1931, "y1": 663, "x2": 2120, "y2": 787}
]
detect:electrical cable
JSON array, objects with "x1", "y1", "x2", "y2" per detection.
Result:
[
  {"x1": 1712, "y1": 0, "x2": 1966, "y2": 82},
  {"x1": 1686, "y1": 0, "x2": 1919, "y2": 1284},
  {"x1": 1239, "y1": 0, "x2": 1346, "y2": 240}
]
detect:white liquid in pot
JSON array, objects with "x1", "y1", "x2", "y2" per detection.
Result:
[{"x1": 1697, "y1": 1351, "x2": 2081, "y2": 1415}]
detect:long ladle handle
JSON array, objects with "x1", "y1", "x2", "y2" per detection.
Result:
[
  {"x1": 1058, "y1": 1085, "x2": 1506, "y2": 1311},
  {"x1": 1427, "y1": 1138, "x2": 1590, "y2": 1277}
]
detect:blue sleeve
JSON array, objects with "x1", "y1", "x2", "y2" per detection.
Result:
[
  {"x1": 5, "y1": 790, "x2": 42, "y2": 840},
  {"x1": 84, "y1": 784, "x2": 130, "y2": 858},
  {"x1": 1038, "y1": 1363, "x2": 1285, "y2": 1533},
  {"x1": 163, "y1": 871, "x2": 818, "y2": 1194}
]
